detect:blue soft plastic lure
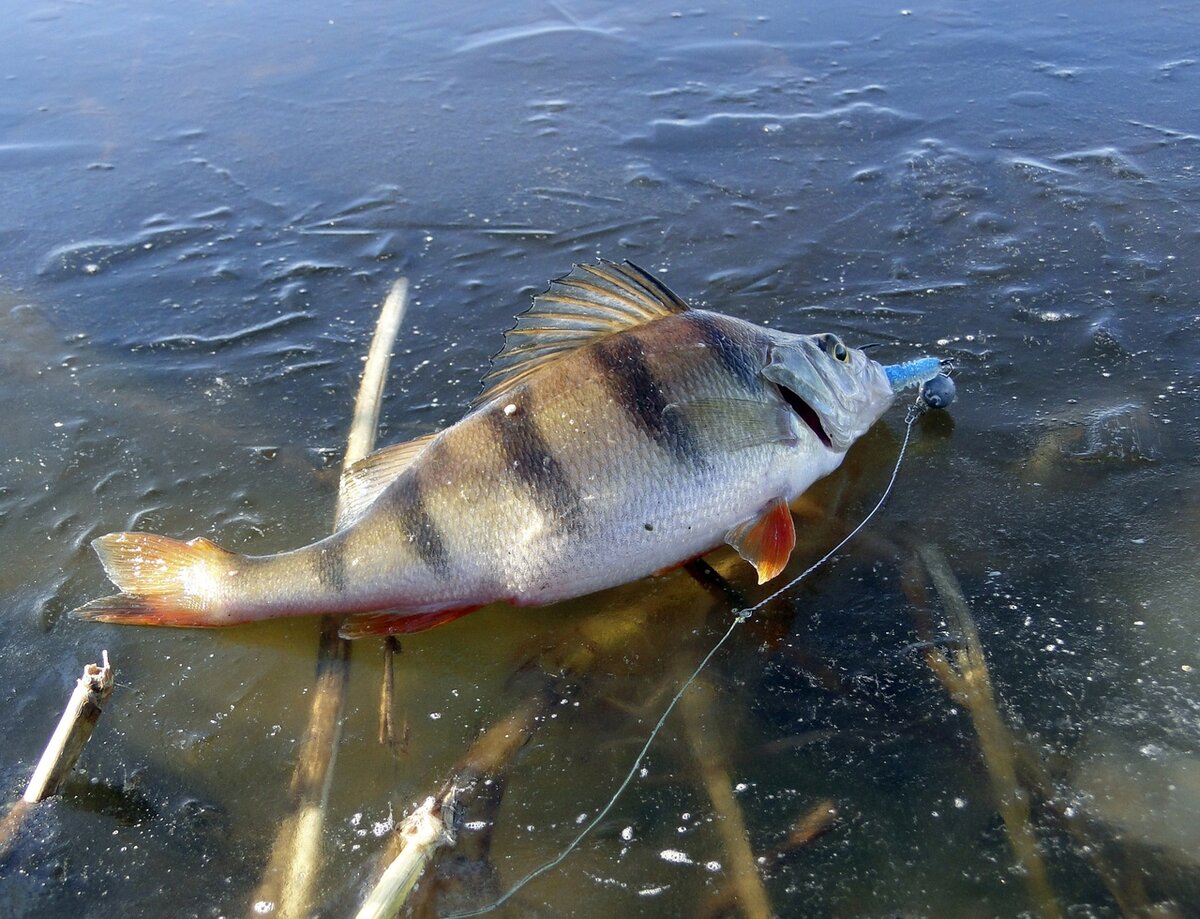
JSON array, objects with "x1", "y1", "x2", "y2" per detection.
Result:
[
  {"x1": 883, "y1": 357, "x2": 955, "y2": 409},
  {"x1": 883, "y1": 357, "x2": 941, "y2": 391}
]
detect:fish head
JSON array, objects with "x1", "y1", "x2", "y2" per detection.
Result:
[{"x1": 762, "y1": 332, "x2": 894, "y2": 452}]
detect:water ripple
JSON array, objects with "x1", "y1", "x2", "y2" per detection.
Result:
[
  {"x1": 628, "y1": 103, "x2": 922, "y2": 150},
  {"x1": 138, "y1": 311, "x2": 313, "y2": 351},
  {"x1": 38, "y1": 222, "x2": 215, "y2": 280}
]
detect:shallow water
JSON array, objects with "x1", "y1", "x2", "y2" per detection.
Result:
[{"x1": 2, "y1": 1, "x2": 1198, "y2": 916}]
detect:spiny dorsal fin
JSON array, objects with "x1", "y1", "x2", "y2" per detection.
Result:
[
  {"x1": 336, "y1": 432, "x2": 438, "y2": 528},
  {"x1": 474, "y1": 260, "x2": 690, "y2": 406}
]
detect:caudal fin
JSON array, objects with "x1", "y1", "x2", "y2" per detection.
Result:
[{"x1": 71, "y1": 532, "x2": 237, "y2": 627}]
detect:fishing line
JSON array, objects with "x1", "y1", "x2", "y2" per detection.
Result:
[{"x1": 444, "y1": 397, "x2": 925, "y2": 918}]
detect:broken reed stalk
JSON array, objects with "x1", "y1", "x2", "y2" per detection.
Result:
[
  {"x1": 356, "y1": 682, "x2": 555, "y2": 917},
  {"x1": 23, "y1": 650, "x2": 115, "y2": 803},
  {"x1": 0, "y1": 651, "x2": 115, "y2": 861},
  {"x1": 680, "y1": 677, "x2": 773, "y2": 919},
  {"x1": 354, "y1": 794, "x2": 457, "y2": 919},
  {"x1": 767, "y1": 798, "x2": 837, "y2": 864},
  {"x1": 248, "y1": 278, "x2": 409, "y2": 919},
  {"x1": 355, "y1": 566, "x2": 727, "y2": 915},
  {"x1": 912, "y1": 544, "x2": 1061, "y2": 919}
]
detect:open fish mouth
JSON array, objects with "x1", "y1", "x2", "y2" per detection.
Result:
[{"x1": 773, "y1": 382, "x2": 833, "y2": 449}]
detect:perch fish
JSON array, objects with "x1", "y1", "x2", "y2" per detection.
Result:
[{"x1": 72, "y1": 261, "x2": 912, "y2": 638}]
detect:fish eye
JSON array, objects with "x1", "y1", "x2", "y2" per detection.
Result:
[{"x1": 824, "y1": 335, "x2": 849, "y2": 363}]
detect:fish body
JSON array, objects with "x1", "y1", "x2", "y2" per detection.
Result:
[{"x1": 73, "y1": 262, "x2": 898, "y2": 637}]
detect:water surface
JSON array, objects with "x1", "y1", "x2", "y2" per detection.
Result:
[{"x1": 2, "y1": 1, "x2": 1198, "y2": 916}]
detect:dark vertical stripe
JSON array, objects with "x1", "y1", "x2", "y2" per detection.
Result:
[
  {"x1": 383, "y1": 472, "x2": 451, "y2": 573},
  {"x1": 591, "y1": 333, "x2": 701, "y2": 464},
  {"x1": 312, "y1": 542, "x2": 347, "y2": 594},
  {"x1": 684, "y1": 311, "x2": 763, "y2": 393},
  {"x1": 486, "y1": 394, "x2": 582, "y2": 522}
]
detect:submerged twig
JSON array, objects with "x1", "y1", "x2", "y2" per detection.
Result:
[
  {"x1": 379, "y1": 636, "x2": 404, "y2": 753},
  {"x1": 248, "y1": 278, "x2": 409, "y2": 919},
  {"x1": 701, "y1": 799, "x2": 837, "y2": 919},
  {"x1": 0, "y1": 652, "x2": 115, "y2": 861},
  {"x1": 911, "y1": 544, "x2": 1061, "y2": 919},
  {"x1": 681, "y1": 677, "x2": 773, "y2": 919},
  {"x1": 769, "y1": 798, "x2": 837, "y2": 863}
]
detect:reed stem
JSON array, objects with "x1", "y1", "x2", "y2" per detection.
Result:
[
  {"x1": 681, "y1": 678, "x2": 773, "y2": 919},
  {"x1": 247, "y1": 278, "x2": 408, "y2": 918},
  {"x1": 913, "y1": 544, "x2": 1061, "y2": 919}
]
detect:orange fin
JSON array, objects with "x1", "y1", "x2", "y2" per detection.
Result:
[
  {"x1": 70, "y1": 532, "x2": 236, "y2": 626},
  {"x1": 71, "y1": 594, "x2": 227, "y2": 627},
  {"x1": 725, "y1": 497, "x2": 796, "y2": 584},
  {"x1": 338, "y1": 605, "x2": 482, "y2": 639}
]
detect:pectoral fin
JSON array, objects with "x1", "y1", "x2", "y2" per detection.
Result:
[
  {"x1": 725, "y1": 497, "x2": 796, "y2": 584},
  {"x1": 662, "y1": 399, "x2": 794, "y2": 453}
]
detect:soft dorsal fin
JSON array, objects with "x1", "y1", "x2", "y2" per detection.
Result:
[
  {"x1": 474, "y1": 260, "x2": 690, "y2": 406},
  {"x1": 336, "y1": 432, "x2": 438, "y2": 528},
  {"x1": 725, "y1": 496, "x2": 796, "y2": 584}
]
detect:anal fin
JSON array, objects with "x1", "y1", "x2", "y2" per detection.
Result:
[
  {"x1": 725, "y1": 497, "x2": 796, "y2": 584},
  {"x1": 338, "y1": 605, "x2": 482, "y2": 639}
]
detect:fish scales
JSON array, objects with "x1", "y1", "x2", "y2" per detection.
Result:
[
  {"x1": 70, "y1": 261, "x2": 898, "y2": 635},
  {"x1": 319, "y1": 311, "x2": 781, "y2": 612}
]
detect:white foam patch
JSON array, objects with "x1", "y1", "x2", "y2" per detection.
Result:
[
  {"x1": 638, "y1": 886, "x2": 669, "y2": 897},
  {"x1": 659, "y1": 848, "x2": 692, "y2": 865}
]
